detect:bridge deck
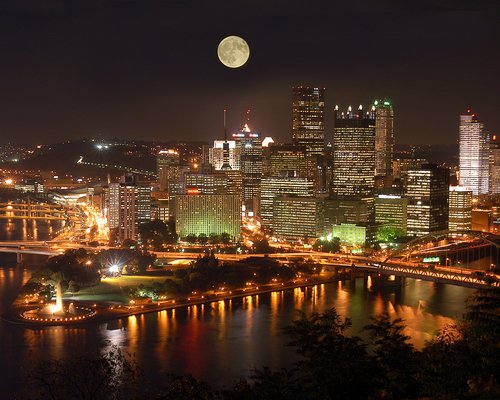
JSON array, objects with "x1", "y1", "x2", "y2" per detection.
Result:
[{"x1": 356, "y1": 263, "x2": 498, "y2": 289}]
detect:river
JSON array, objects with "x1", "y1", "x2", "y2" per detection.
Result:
[{"x1": 0, "y1": 219, "x2": 475, "y2": 396}]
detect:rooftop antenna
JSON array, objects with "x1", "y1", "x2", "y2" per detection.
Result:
[
  {"x1": 222, "y1": 108, "x2": 231, "y2": 170},
  {"x1": 224, "y1": 108, "x2": 227, "y2": 142}
]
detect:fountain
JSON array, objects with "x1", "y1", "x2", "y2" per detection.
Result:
[{"x1": 20, "y1": 281, "x2": 96, "y2": 324}]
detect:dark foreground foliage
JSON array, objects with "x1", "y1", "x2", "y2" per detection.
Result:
[{"x1": 20, "y1": 288, "x2": 500, "y2": 400}]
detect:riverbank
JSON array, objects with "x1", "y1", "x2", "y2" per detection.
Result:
[{"x1": 3, "y1": 276, "x2": 338, "y2": 327}]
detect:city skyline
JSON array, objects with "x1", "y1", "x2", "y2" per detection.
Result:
[
  {"x1": 0, "y1": 1, "x2": 498, "y2": 145},
  {"x1": 0, "y1": 2, "x2": 499, "y2": 398}
]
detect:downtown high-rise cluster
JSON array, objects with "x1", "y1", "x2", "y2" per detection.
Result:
[{"x1": 99, "y1": 88, "x2": 499, "y2": 246}]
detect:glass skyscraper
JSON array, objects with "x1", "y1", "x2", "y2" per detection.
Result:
[
  {"x1": 406, "y1": 164, "x2": 449, "y2": 237},
  {"x1": 459, "y1": 110, "x2": 489, "y2": 195},
  {"x1": 489, "y1": 133, "x2": 500, "y2": 194},
  {"x1": 233, "y1": 125, "x2": 262, "y2": 215},
  {"x1": 374, "y1": 100, "x2": 394, "y2": 177},
  {"x1": 332, "y1": 105, "x2": 376, "y2": 199},
  {"x1": 292, "y1": 87, "x2": 325, "y2": 156},
  {"x1": 448, "y1": 186, "x2": 472, "y2": 232},
  {"x1": 157, "y1": 149, "x2": 181, "y2": 192}
]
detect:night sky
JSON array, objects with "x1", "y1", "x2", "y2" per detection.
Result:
[{"x1": 0, "y1": 0, "x2": 498, "y2": 145}]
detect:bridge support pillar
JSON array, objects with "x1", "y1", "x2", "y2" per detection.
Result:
[
  {"x1": 368, "y1": 273, "x2": 403, "y2": 289},
  {"x1": 16, "y1": 252, "x2": 23, "y2": 264}
]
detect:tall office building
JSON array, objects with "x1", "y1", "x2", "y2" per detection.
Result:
[
  {"x1": 292, "y1": 87, "x2": 325, "y2": 156},
  {"x1": 448, "y1": 186, "x2": 472, "y2": 232},
  {"x1": 312, "y1": 152, "x2": 334, "y2": 195},
  {"x1": 260, "y1": 175, "x2": 314, "y2": 230},
  {"x1": 150, "y1": 191, "x2": 169, "y2": 223},
  {"x1": 107, "y1": 184, "x2": 120, "y2": 230},
  {"x1": 324, "y1": 197, "x2": 373, "y2": 227},
  {"x1": 175, "y1": 194, "x2": 241, "y2": 239},
  {"x1": 332, "y1": 105, "x2": 376, "y2": 198},
  {"x1": 489, "y1": 133, "x2": 500, "y2": 194},
  {"x1": 459, "y1": 110, "x2": 489, "y2": 195},
  {"x1": 216, "y1": 169, "x2": 243, "y2": 198},
  {"x1": 233, "y1": 125, "x2": 262, "y2": 215},
  {"x1": 263, "y1": 144, "x2": 309, "y2": 178},
  {"x1": 374, "y1": 100, "x2": 394, "y2": 177},
  {"x1": 374, "y1": 194, "x2": 408, "y2": 235},
  {"x1": 272, "y1": 196, "x2": 324, "y2": 241},
  {"x1": 184, "y1": 172, "x2": 228, "y2": 194},
  {"x1": 108, "y1": 174, "x2": 151, "y2": 242},
  {"x1": 157, "y1": 149, "x2": 181, "y2": 192},
  {"x1": 208, "y1": 140, "x2": 240, "y2": 170},
  {"x1": 406, "y1": 164, "x2": 449, "y2": 237},
  {"x1": 392, "y1": 158, "x2": 427, "y2": 190}
]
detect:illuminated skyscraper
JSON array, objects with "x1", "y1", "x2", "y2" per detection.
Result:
[
  {"x1": 108, "y1": 174, "x2": 151, "y2": 242},
  {"x1": 151, "y1": 191, "x2": 169, "y2": 223},
  {"x1": 374, "y1": 194, "x2": 408, "y2": 235},
  {"x1": 272, "y1": 196, "x2": 324, "y2": 241},
  {"x1": 374, "y1": 100, "x2": 394, "y2": 177},
  {"x1": 459, "y1": 110, "x2": 489, "y2": 195},
  {"x1": 260, "y1": 175, "x2": 314, "y2": 230},
  {"x1": 157, "y1": 149, "x2": 181, "y2": 192},
  {"x1": 208, "y1": 140, "x2": 240, "y2": 170},
  {"x1": 175, "y1": 193, "x2": 241, "y2": 239},
  {"x1": 263, "y1": 144, "x2": 309, "y2": 178},
  {"x1": 332, "y1": 105, "x2": 376, "y2": 198},
  {"x1": 392, "y1": 158, "x2": 428, "y2": 190},
  {"x1": 292, "y1": 87, "x2": 325, "y2": 156},
  {"x1": 233, "y1": 124, "x2": 262, "y2": 215},
  {"x1": 406, "y1": 164, "x2": 449, "y2": 237},
  {"x1": 184, "y1": 172, "x2": 228, "y2": 194},
  {"x1": 448, "y1": 186, "x2": 472, "y2": 232},
  {"x1": 489, "y1": 133, "x2": 500, "y2": 194}
]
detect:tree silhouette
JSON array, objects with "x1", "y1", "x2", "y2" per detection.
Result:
[{"x1": 285, "y1": 308, "x2": 376, "y2": 399}]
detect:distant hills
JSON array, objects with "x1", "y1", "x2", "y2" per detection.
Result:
[
  {"x1": 1, "y1": 139, "x2": 458, "y2": 178},
  {"x1": 0, "y1": 139, "x2": 205, "y2": 178},
  {"x1": 395, "y1": 143, "x2": 459, "y2": 167}
]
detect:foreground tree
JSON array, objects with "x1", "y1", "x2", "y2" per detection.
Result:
[
  {"x1": 154, "y1": 374, "x2": 220, "y2": 400},
  {"x1": 420, "y1": 326, "x2": 474, "y2": 399},
  {"x1": 226, "y1": 368, "x2": 302, "y2": 400},
  {"x1": 285, "y1": 308, "x2": 376, "y2": 399},
  {"x1": 462, "y1": 287, "x2": 500, "y2": 392},
  {"x1": 364, "y1": 313, "x2": 419, "y2": 399},
  {"x1": 25, "y1": 347, "x2": 142, "y2": 400}
]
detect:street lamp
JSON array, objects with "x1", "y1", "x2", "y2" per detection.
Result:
[{"x1": 109, "y1": 264, "x2": 120, "y2": 275}]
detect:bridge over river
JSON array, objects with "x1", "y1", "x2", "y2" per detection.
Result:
[{"x1": 1, "y1": 232, "x2": 499, "y2": 288}]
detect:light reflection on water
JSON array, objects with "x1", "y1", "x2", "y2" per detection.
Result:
[
  {"x1": 0, "y1": 219, "x2": 475, "y2": 395},
  {"x1": 91, "y1": 278, "x2": 469, "y2": 388}
]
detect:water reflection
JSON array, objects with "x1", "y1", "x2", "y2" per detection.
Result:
[
  {"x1": 0, "y1": 219, "x2": 64, "y2": 242},
  {"x1": 0, "y1": 219, "x2": 476, "y2": 395},
  {"x1": 79, "y1": 279, "x2": 472, "y2": 390}
]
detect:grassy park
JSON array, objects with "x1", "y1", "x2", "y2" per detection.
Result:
[{"x1": 63, "y1": 275, "x2": 177, "y2": 304}]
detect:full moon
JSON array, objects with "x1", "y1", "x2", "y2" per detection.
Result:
[{"x1": 217, "y1": 36, "x2": 250, "y2": 68}]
